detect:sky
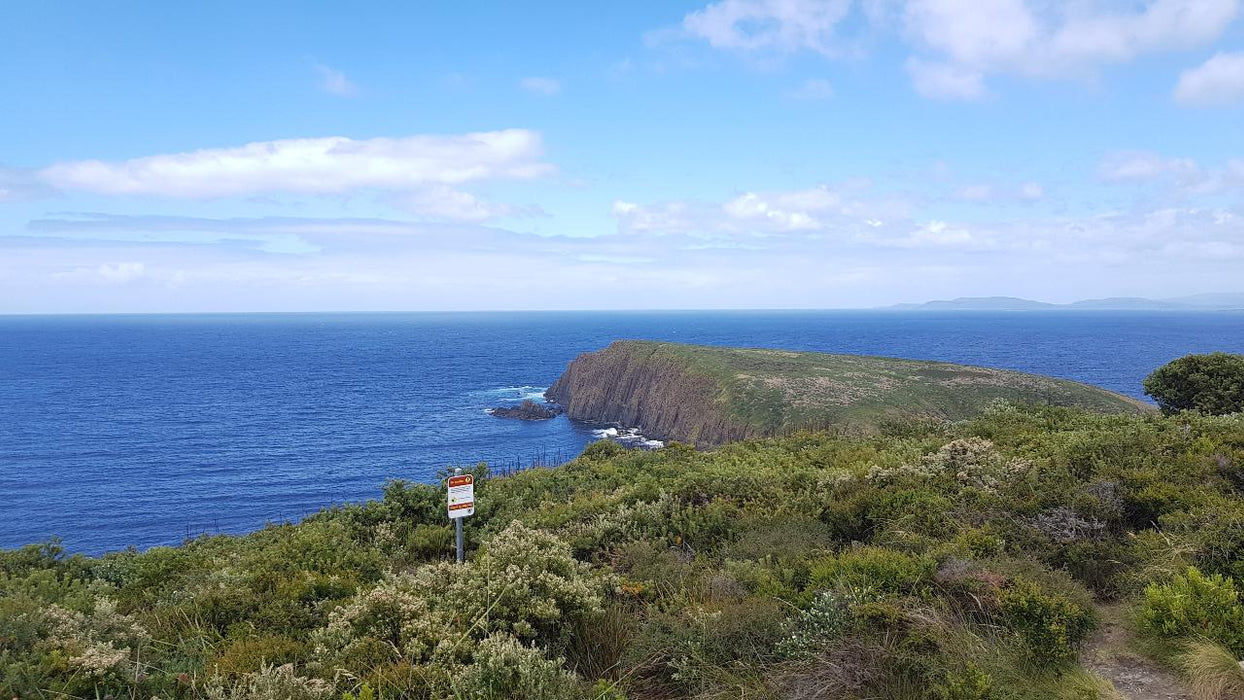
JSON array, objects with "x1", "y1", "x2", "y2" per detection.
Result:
[{"x1": 2, "y1": 0, "x2": 1243, "y2": 313}]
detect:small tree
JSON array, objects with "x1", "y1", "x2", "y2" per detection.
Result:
[{"x1": 1143, "y1": 353, "x2": 1244, "y2": 416}]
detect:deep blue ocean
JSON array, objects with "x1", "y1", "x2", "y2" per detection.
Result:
[{"x1": 3, "y1": 311, "x2": 1244, "y2": 554}]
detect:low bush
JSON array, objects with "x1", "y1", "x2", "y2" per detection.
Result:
[
  {"x1": 1139, "y1": 567, "x2": 1244, "y2": 654},
  {"x1": 998, "y1": 578, "x2": 1095, "y2": 665}
]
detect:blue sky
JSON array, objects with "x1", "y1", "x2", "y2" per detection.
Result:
[{"x1": 2, "y1": 0, "x2": 1243, "y2": 312}]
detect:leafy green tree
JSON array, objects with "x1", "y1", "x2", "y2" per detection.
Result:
[{"x1": 1143, "y1": 353, "x2": 1244, "y2": 415}]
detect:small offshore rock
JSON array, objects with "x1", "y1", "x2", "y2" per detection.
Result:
[{"x1": 488, "y1": 399, "x2": 564, "y2": 420}]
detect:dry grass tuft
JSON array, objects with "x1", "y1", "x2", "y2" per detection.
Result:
[
  {"x1": 1052, "y1": 669, "x2": 1125, "y2": 700},
  {"x1": 1179, "y1": 640, "x2": 1244, "y2": 700}
]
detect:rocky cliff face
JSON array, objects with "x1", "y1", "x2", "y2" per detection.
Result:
[{"x1": 545, "y1": 341, "x2": 757, "y2": 447}]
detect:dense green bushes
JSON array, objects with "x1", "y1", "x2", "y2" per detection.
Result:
[
  {"x1": 3, "y1": 404, "x2": 1244, "y2": 698},
  {"x1": 1139, "y1": 567, "x2": 1244, "y2": 654}
]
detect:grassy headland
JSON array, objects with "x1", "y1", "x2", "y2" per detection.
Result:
[{"x1": 546, "y1": 341, "x2": 1151, "y2": 446}]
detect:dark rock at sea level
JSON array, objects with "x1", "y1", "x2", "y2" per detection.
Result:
[{"x1": 488, "y1": 399, "x2": 564, "y2": 420}]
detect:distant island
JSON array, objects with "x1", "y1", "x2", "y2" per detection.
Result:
[
  {"x1": 546, "y1": 340, "x2": 1149, "y2": 447},
  {"x1": 884, "y1": 292, "x2": 1244, "y2": 311}
]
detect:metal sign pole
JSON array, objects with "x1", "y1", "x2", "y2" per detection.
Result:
[
  {"x1": 447, "y1": 467, "x2": 473, "y2": 564},
  {"x1": 454, "y1": 467, "x2": 464, "y2": 563},
  {"x1": 455, "y1": 514, "x2": 464, "y2": 563}
]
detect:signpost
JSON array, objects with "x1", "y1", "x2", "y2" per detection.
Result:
[{"x1": 447, "y1": 470, "x2": 474, "y2": 563}]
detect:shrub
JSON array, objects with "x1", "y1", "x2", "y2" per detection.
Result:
[
  {"x1": 459, "y1": 521, "x2": 607, "y2": 644},
  {"x1": 450, "y1": 633, "x2": 580, "y2": 700},
  {"x1": 933, "y1": 663, "x2": 993, "y2": 700},
  {"x1": 1144, "y1": 353, "x2": 1244, "y2": 416},
  {"x1": 997, "y1": 578, "x2": 1094, "y2": 664},
  {"x1": 778, "y1": 585, "x2": 876, "y2": 658},
  {"x1": 313, "y1": 521, "x2": 607, "y2": 684},
  {"x1": 809, "y1": 547, "x2": 936, "y2": 596},
  {"x1": 203, "y1": 663, "x2": 333, "y2": 700},
  {"x1": 211, "y1": 634, "x2": 306, "y2": 677},
  {"x1": 1139, "y1": 567, "x2": 1244, "y2": 654}
]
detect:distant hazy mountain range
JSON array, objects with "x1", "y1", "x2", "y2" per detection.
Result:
[{"x1": 886, "y1": 294, "x2": 1244, "y2": 311}]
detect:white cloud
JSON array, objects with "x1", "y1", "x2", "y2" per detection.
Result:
[
  {"x1": 55, "y1": 262, "x2": 147, "y2": 284},
  {"x1": 39, "y1": 130, "x2": 553, "y2": 198},
  {"x1": 955, "y1": 184, "x2": 995, "y2": 201},
  {"x1": 905, "y1": 58, "x2": 986, "y2": 99},
  {"x1": 789, "y1": 77, "x2": 835, "y2": 99},
  {"x1": 12, "y1": 199, "x2": 1244, "y2": 312},
  {"x1": 315, "y1": 64, "x2": 357, "y2": 97},
  {"x1": 1097, "y1": 151, "x2": 1244, "y2": 194},
  {"x1": 902, "y1": 0, "x2": 1240, "y2": 82},
  {"x1": 613, "y1": 183, "x2": 910, "y2": 238},
  {"x1": 681, "y1": 0, "x2": 855, "y2": 55},
  {"x1": 1018, "y1": 182, "x2": 1044, "y2": 200},
  {"x1": 674, "y1": 0, "x2": 1242, "y2": 98},
  {"x1": 1098, "y1": 151, "x2": 1198, "y2": 181},
  {"x1": 953, "y1": 182, "x2": 1044, "y2": 202},
  {"x1": 1175, "y1": 51, "x2": 1244, "y2": 105},
  {"x1": 519, "y1": 76, "x2": 561, "y2": 95},
  {"x1": 393, "y1": 186, "x2": 542, "y2": 222}
]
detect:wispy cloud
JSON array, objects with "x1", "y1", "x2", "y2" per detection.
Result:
[
  {"x1": 37, "y1": 130, "x2": 554, "y2": 199},
  {"x1": 518, "y1": 76, "x2": 561, "y2": 95},
  {"x1": 1098, "y1": 151, "x2": 1244, "y2": 194},
  {"x1": 669, "y1": 0, "x2": 1242, "y2": 100},
  {"x1": 315, "y1": 63, "x2": 358, "y2": 97},
  {"x1": 1175, "y1": 51, "x2": 1244, "y2": 106}
]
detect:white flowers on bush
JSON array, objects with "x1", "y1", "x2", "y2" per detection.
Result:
[
  {"x1": 203, "y1": 663, "x2": 333, "y2": 700},
  {"x1": 777, "y1": 586, "x2": 876, "y2": 659},
  {"x1": 313, "y1": 521, "x2": 606, "y2": 687},
  {"x1": 866, "y1": 437, "x2": 1030, "y2": 493},
  {"x1": 450, "y1": 633, "x2": 579, "y2": 700},
  {"x1": 42, "y1": 597, "x2": 150, "y2": 678}
]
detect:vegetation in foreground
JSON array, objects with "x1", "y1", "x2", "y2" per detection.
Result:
[{"x1": 4, "y1": 399, "x2": 1244, "y2": 699}]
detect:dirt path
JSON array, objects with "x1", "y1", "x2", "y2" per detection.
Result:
[{"x1": 1083, "y1": 604, "x2": 1191, "y2": 700}]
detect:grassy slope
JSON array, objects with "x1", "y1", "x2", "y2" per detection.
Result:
[
  {"x1": 5, "y1": 405, "x2": 1244, "y2": 700},
  {"x1": 633, "y1": 341, "x2": 1152, "y2": 434}
]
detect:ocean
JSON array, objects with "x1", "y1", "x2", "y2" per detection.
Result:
[{"x1": 3, "y1": 310, "x2": 1243, "y2": 554}]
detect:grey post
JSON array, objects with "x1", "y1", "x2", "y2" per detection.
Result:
[{"x1": 454, "y1": 467, "x2": 464, "y2": 564}]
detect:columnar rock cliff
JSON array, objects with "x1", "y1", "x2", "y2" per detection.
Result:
[
  {"x1": 546, "y1": 341, "x2": 759, "y2": 446},
  {"x1": 546, "y1": 341, "x2": 1152, "y2": 448}
]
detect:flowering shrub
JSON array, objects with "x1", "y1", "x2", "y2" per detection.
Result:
[
  {"x1": 449, "y1": 633, "x2": 579, "y2": 700},
  {"x1": 41, "y1": 597, "x2": 150, "y2": 680},
  {"x1": 777, "y1": 585, "x2": 876, "y2": 658},
  {"x1": 312, "y1": 521, "x2": 605, "y2": 693},
  {"x1": 866, "y1": 437, "x2": 1028, "y2": 493},
  {"x1": 203, "y1": 663, "x2": 333, "y2": 700}
]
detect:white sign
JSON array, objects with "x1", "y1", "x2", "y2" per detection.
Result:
[{"x1": 447, "y1": 474, "x2": 475, "y2": 519}]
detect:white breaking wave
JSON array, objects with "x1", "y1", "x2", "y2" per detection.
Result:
[
  {"x1": 591, "y1": 425, "x2": 664, "y2": 450},
  {"x1": 474, "y1": 385, "x2": 549, "y2": 402}
]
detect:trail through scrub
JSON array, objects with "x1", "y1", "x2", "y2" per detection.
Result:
[{"x1": 1082, "y1": 604, "x2": 1191, "y2": 700}]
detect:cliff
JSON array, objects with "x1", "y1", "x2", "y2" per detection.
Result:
[{"x1": 545, "y1": 341, "x2": 1152, "y2": 447}]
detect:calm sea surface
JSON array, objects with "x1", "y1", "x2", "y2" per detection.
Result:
[{"x1": 3, "y1": 311, "x2": 1243, "y2": 554}]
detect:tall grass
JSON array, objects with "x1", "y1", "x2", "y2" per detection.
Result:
[{"x1": 1179, "y1": 640, "x2": 1244, "y2": 700}]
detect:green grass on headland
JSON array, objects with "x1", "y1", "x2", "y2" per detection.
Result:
[
  {"x1": 649, "y1": 341, "x2": 1151, "y2": 430},
  {"x1": 550, "y1": 340, "x2": 1152, "y2": 446},
  {"x1": 4, "y1": 403, "x2": 1243, "y2": 699}
]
